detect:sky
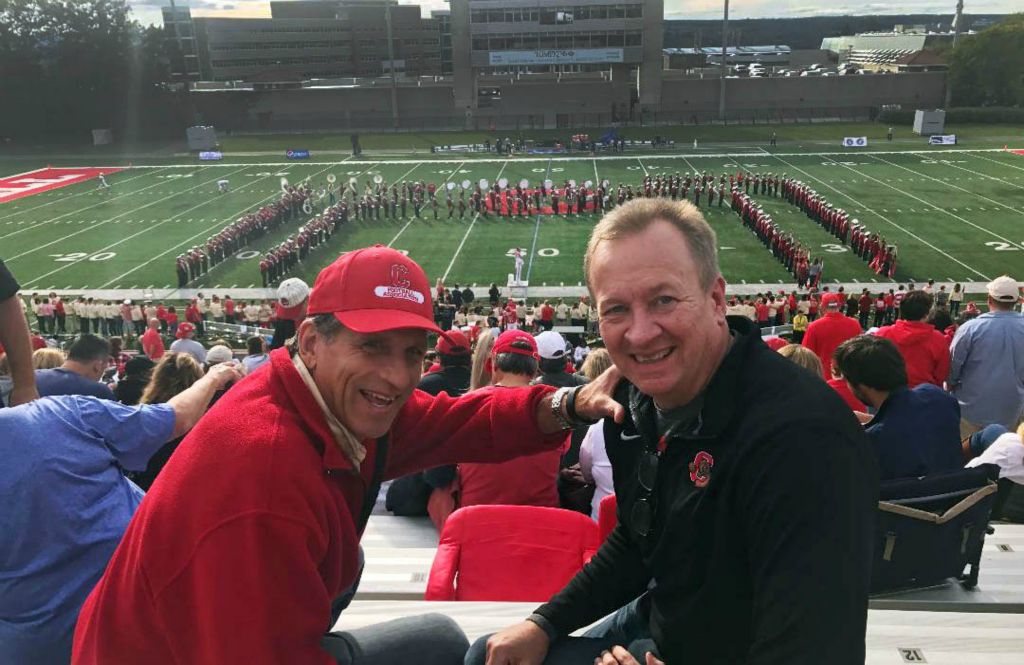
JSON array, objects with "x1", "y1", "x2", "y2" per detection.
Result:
[{"x1": 128, "y1": 0, "x2": 1018, "y2": 27}]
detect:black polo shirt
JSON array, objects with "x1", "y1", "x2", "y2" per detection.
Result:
[{"x1": 535, "y1": 316, "x2": 878, "y2": 664}]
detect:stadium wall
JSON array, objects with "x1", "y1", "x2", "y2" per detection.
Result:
[{"x1": 190, "y1": 72, "x2": 946, "y2": 132}]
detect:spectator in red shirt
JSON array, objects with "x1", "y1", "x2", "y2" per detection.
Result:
[
  {"x1": 71, "y1": 246, "x2": 622, "y2": 665},
  {"x1": 184, "y1": 300, "x2": 202, "y2": 337},
  {"x1": 802, "y1": 299, "x2": 863, "y2": 379},
  {"x1": 457, "y1": 330, "x2": 568, "y2": 513},
  {"x1": 141, "y1": 319, "x2": 165, "y2": 361},
  {"x1": 875, "y1": 290, "x2": 950, "y2": 388},
  {"x1": 754, "y1": 298, "x2": 769, "y2": 326},
  {"x1": 857, "y1": 289, "x2": 872, "y2": 329},
  {"x1": 539, "y1": 301, "x2": 555, "y2": 331},
  {"x1": 155, "y1": 303, "x2": 168, "y2": 333},
  {"x1": 223, "y1": 295, "x2": 236, "y2": 323},
  {"x1": 164, "y1": 306, "x2": 179, "y2": 337}
]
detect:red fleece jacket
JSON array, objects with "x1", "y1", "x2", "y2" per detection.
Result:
[
  {"x1": 802, "y1": 311, "x2": 863, "y2": 379},
  {"x1": 875, "y1": 320, "x2": 951, "y2": 388},
  {"x1": 72, "y1": 347, "x2": 562, "y2": 665}
]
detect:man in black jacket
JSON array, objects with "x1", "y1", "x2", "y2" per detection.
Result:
[{"x1": 471, "y1": 198, "x2": 877, "y2": 665}]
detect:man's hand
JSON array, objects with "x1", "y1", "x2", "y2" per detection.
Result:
[
  {"x1": 484, "y1": 620, "x2": 550, "y2": 665},
  {"x1": 574, "y1": 366, "x2": 625, "y2": 424},
  {"x1": 204, "y1": 361, "x2": 243, "y2": 390},
  {"x1": 595, "y1": 646, "x2": 664, "y2": 665},
  {"x1": 8, "y1": 383, "x2": 39, "y2": 407}
]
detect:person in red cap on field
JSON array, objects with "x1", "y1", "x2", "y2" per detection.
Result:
[
  {"x1": 270, "y1": 277, "x2": 311, "y2": 349},
  {"x1": 167, "y1": 321, "x2": 206, "y2": 364},
  {"x1": 801, "y1": 296, "x2": 862, "y2": 379},
  {"x1": 72, "y1": 245, "x2": 623, "y2": 665}
]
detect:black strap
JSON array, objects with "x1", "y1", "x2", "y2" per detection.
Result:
[{"x1": 356, "y1": 435, "x2": 389, "y2": 535}]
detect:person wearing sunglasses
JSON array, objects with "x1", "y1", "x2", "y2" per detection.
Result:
[{"x1": 473, "y1": 198, "x2": 877, "y2": 665}]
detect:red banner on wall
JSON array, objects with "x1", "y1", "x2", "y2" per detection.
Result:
[{"x1": 0, "y1": 167, "x2": 125, "y2": 204}]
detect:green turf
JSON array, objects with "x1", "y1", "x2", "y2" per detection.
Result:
[{"x1": 2, "y1": 147, "x2": 1023, "y2": 293}]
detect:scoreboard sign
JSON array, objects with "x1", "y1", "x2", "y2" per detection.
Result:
[{"x1": 0, "y1": 167, "x2": 124, "y2": 204}]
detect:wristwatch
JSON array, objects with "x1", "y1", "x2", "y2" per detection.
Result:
[
  {"x1": 551, "y1": 386, "x2": 599, "y2": 429},
  {"x1": 550, "y1": 387, "x2": 575, "y2": 430}
]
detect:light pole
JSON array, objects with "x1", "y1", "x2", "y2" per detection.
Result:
[
  {"x1": 944, "y1": 0, "x2": 964, "y2": 109},
  {"x1": 385, "y1": 3, "x2": 400, "y2": 129},
  {"x1": 718, "y1": 0, "x2": 729, "y2": 122}
]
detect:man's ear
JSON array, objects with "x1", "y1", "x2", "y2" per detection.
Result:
[{"x1": 297, "y1": 319, "x2": 319, "y2": 371}]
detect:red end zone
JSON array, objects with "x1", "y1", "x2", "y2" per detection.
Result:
[{"x1": 0, "y1": 167, "x2": 125, "y2": 204}]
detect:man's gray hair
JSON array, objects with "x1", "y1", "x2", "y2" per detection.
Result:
[{"x1": 311, "y1": 313, "x2": 344, "y2": 340}]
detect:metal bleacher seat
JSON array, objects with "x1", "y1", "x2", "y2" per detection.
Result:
[{"x1": 333, "y1": 602, "x2": 1024, "y2": 663}]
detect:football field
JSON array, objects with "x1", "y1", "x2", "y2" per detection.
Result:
[{"x1": 2, "y1": 148, "x2": 1023, "y2": 296}]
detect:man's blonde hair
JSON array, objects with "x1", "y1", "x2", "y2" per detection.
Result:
[{"x1": 583, "y1": 198, "x2": 720, "y2": 293}]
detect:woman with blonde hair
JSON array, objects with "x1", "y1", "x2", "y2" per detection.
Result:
[
  {"x1": 133, "y1": 353, "x2": 206, "y2": 490},
  {"x1": 777, "y1": 343, "x2": 825, "y2": 380},
  {"x1": 468, "y1": 328, "x2": 495, "y2": 392},
  {"x1": 580, "y1": 348, "x2": 612, "y2": 381},
  {"x1": 32, "y1": 347, "x2": 64, "y2": 370},
  {"x1": 140, "y1": 352, "x2": 204, "y2": 406}
]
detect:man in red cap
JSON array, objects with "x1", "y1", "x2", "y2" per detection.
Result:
[
  {"x1": 167, "y1": 321, "x2": 206, "y2": 364},
  {"x1": 802, "y1": 297, "x2": 862, "y2": 378},
  {"x1": 72, "y1": 245, "x2": 622, "y2": 665},
  {"x1": 456, "y1": 329, "x2": 568, "y2": 512}
]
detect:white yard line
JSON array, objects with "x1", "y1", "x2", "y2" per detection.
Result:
[
  {"x1": 870, "y1": 155, "x2": 1024, "y2": 211},
  {"x1": 970, "y1": 152, "x2": 1024, "y2": 174},
  {"x1": 592, "y1": 159, "x2": 600, "y2": 185},
  {"x1": 839, "y1": 160, "x2": 1024, "y2": 250},
  {"x1": 98, "y1": 162, "x2": 345, "y2": 289},
  {"x1": 0, "y1": 167, "x2": 177, "y2": 241},
  {"x1": 8, "y1": 166, "x2": 251, "y2": 267},
  {"x1": 636, "y1": 157, "x2": 649, "y2": 176},
  {"x1": 21, "y1": 166, "x2": 259, "y2": 286},
  {"x1": 921, "y1": 153, "x2": 1024, "y2": 191},
  {"x1": 524, "y1": 160, "x2": 553, "y2": 285},
  {"x1": 0, "y1": 167, "x2": 161, "y2": 222},
  {"x1": 384, "y1": 161, "x2": 436, "y2": 247},
  {"x1": 442, "y1": 161, "x2": 508, "y2": 282},
  {"x1": 768, "y1": 153, "x2": 990, "y2": 281}
]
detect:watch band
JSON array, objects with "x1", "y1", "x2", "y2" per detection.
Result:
[
  {"x1": 550, "y1": 387, "x2": 574, "y2": 430},
  {"x1": 566, "y1": 384, "x2": 599, "y2": 427}
]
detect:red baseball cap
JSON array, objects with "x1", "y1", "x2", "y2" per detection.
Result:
[
  {"x1": 436, "y1": 329, "x2": 470, "y2": 355},
  {"x1": 176, "y1": 322, "x2": 195, "y2": 338},
  {"x1": 492, "y1": 329, "x2": 538, "y2": 358},
  {"x1": 307, "y1": 245, "x2": 443, "y2": 335}
]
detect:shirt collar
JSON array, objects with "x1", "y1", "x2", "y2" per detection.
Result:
[{"x1": 291, "y1": 352, "x2": 367, "y2": 470}]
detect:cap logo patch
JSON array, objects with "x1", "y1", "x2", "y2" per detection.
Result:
[{"x1": 373, "y1": 263, "x2": 425, "y2": 304}]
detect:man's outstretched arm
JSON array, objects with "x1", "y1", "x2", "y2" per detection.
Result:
[{"x1": 0, "y1": 260, "x2": 37, "y2": 406}]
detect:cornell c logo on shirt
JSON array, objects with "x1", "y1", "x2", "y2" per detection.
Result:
[{"x1": 689, "y1": 451, "x2": 714, "y2": 488}]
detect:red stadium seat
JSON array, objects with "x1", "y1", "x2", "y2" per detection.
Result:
[
  {"x1": 598, "y1": 494, "x2": 618, "y2": 543},
  {"x1": 425, "y1": 505, "x2": 600, "y2": 601}
]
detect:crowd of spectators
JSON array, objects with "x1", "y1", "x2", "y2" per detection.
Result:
[{"x1": 0, "y1": 189, "x2": 1022, "y2": 665}]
